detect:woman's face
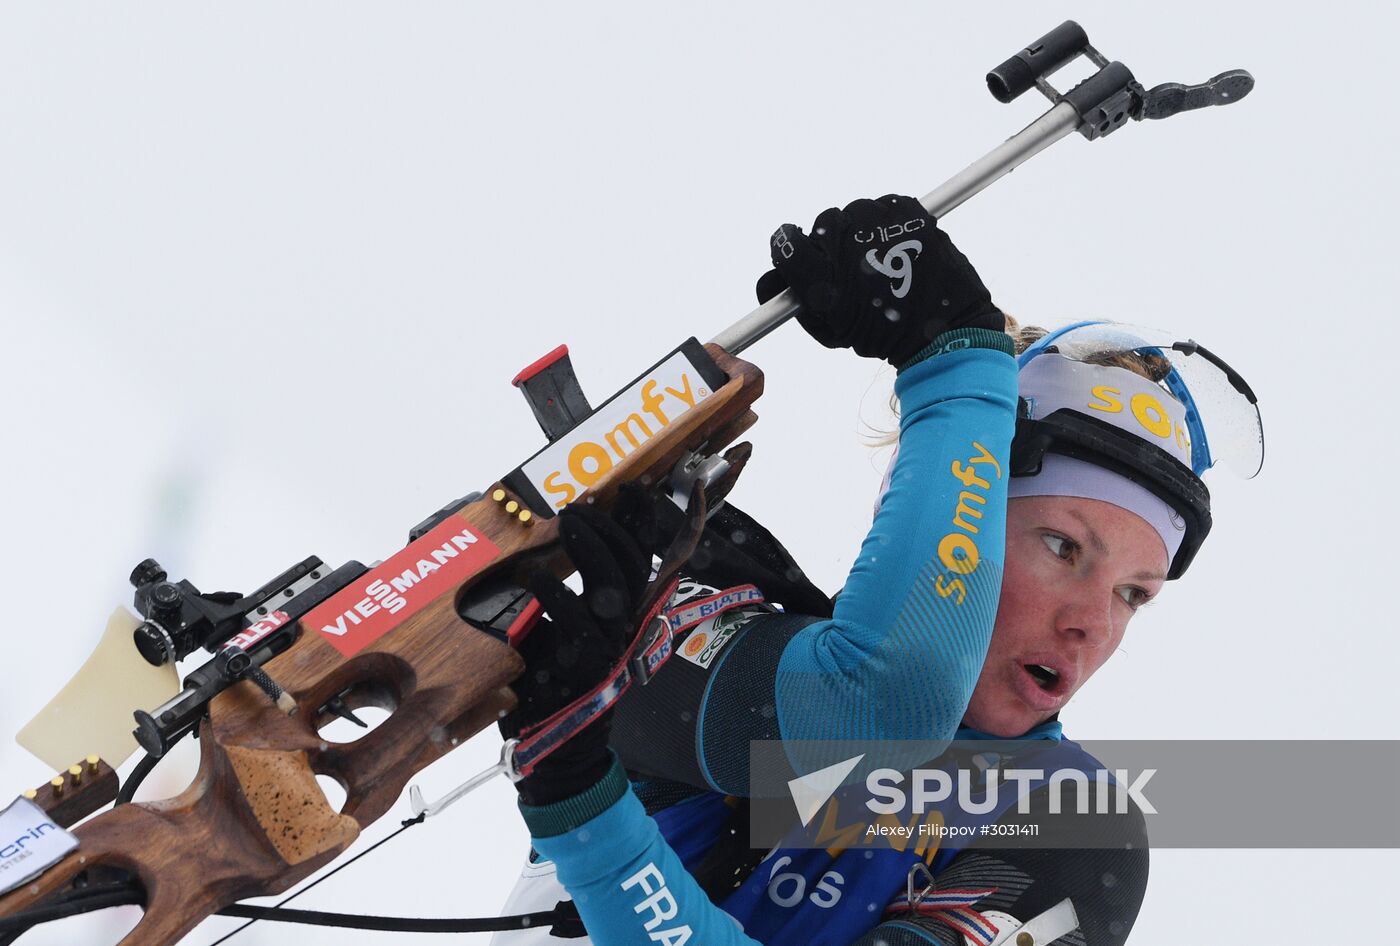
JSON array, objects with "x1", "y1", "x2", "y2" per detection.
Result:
[{"x1": 961, "y1": 495, "x2": 1169, "y2": 737}]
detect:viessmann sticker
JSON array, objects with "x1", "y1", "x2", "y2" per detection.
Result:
[
  {"x1": 304, "y1": 516, "x2": 501, "y2": 657},
  {"x1": 520, "y1": 349, "x2": 714, "y2": 510}
]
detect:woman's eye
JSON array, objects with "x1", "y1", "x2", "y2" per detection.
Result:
[
  {"x1": 1116, "y1": 586, "x2": 1153, "y2": 610},
  {"x1": 1041, "y1": 532, "x2": 1077, "y2": 562}
]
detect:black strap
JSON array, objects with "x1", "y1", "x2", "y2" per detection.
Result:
[
  {"x1": 0, "y1": 881, "x2": 575, "y2": 938},
  {"x1": 0, "y1": 810, "x2": 577, "y2": 943},
  {"x1": 216, "y1": 902, "x2": 570, "y2": 933},
  {"x1": 0, "y1": 884, "x2": 144, "y2": 939}
]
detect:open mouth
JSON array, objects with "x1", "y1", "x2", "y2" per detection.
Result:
[{"x1": 1024, "y1": 663, "x2": 1061, "y2": 692}]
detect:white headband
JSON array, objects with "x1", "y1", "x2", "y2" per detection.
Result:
[
  {"x1": 874, "y1": 352, "x2": 1193, "y2": 563},
  {"x1": 1010, "y1": 353, "x2": 1192, "y2": 563},
  {"x1": 1006, "y1": 454, "x2": 1184, "y2": 563},
  {"x1": 1017, "y1": 353, "x2": 1192, "y2": 468}
]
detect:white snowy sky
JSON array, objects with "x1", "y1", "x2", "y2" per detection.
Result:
[{"x1": 1, "y1": 2, "x2": 1396, "y2": 944}]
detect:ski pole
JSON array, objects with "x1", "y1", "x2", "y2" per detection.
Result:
[{"x1": 710, "y1": 20, "x2": 1253, "y2": 356}]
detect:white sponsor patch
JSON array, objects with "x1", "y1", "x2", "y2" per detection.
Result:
[
  {"x1": 0, "y1": 797, "x2": 78, "y2": 896},
  {"x1": 521, "y1": 349, "x2": 714, "y2": 510},
  {"x1": 676, "y1": 607, "x2": 757, "y2": 670}
]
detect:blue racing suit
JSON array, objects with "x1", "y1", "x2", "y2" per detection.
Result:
[{"x1": 510, "y1": 331, "x2": 1148, "y2": 944}]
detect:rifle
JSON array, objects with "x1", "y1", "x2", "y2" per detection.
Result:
[{"x1": 0, "y1": 22, "x2": 1251, "y2": 944}]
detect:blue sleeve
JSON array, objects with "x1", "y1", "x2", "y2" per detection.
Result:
[
  {"x1": 772, "y1": 339, "x2": 1016, "y2": 770},
  {"x1": 526, "y1": 756, "x2": 761, "y2": 946}
]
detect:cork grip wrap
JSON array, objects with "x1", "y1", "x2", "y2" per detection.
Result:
[{"x1": 0, "y1": 583, "x2": 523, "y2": 945}]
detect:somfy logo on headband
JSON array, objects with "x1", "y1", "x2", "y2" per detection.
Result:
[{"x1": 1085, "y1": 384, "x2": 1192, "y2": 458}]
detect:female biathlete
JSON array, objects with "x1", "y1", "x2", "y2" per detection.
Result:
[{"x1": 490, "y1": 194, "x2": 1263, "y2": 945}]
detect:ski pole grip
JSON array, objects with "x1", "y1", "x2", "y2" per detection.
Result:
[
  {"x1": 987, "y1": 20, "x2": 1089, "y2": 103},
  {"x1": 710, "y1": 100, "x2": 1081, "y2": 355}
]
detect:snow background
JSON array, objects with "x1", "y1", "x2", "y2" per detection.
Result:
[{"x1": 1, "y1": 1, "x2": 1395, "y2": 942}]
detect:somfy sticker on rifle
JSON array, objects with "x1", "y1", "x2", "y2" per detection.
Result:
[
  {"x1": 305, "y1": 517, "x2": 501, "y2": 657},
  {"x1": 0, "y1": 798, "x2": 78, "y2": 897},
  {"x1": 519, "y1": 347, "x2": 716, "y2": 509}
]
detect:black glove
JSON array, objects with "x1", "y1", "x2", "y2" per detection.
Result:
[
  {"x1": 500, "y1": 489, "x2": 659, "y2": 807},
  {"x1": 757, "y1": 194, "x2": 1003, "y2": 366}
]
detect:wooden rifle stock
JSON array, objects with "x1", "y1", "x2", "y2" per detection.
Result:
[{"x1": 0, "y1": 343, "x2": 763, "y2": 945}]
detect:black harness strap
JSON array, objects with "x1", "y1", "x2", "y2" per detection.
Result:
[
  {"x1": 0, "y1": 883, "x2": 575, "y2": 939},
  {"x1": 215, "y1": 902, "x2": 572, "y2": 933}
]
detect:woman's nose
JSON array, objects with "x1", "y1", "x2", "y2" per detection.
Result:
[{"x1": 1055, "y1": 586, "x2": 1115, "y2": 647}]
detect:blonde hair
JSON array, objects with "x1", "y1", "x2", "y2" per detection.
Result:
[{"x1": 1007, "y1": 315, "x2": 1170, "y2": 381}]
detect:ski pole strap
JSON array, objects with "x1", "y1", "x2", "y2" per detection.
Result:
[
  {"x1": 665, "y1": 584, "x2": 765, "y2": 635},
  {"x1": 512, "y1": 574, "x2": 682, "y2": 779}
]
